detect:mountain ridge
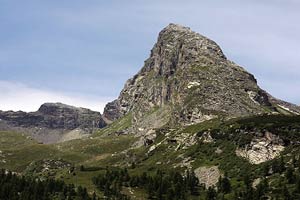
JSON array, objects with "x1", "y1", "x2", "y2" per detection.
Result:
[
  {"x1": 103, "y1": 23, "x2": 300, "y2": 135},
  {"x1": 0, "y1": 24, "x2": 299, "y2": 143},
  {"x1": 0, "y1": 102, "x2": 106, "y2": 143}
]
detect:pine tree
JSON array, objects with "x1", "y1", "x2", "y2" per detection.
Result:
[
  {"x1": 296, "y1": 175, "x2": 300, "y2": 193},
  {"x1": 206, "y1": 187, "x2": 216, "y2": 200},
  {"x1": 285, "y1": 167, "x2": 295, "y2": 184},
  {"x1": 243, "y1": 172, "x2": 252, "y2": 190},
  {"x1": 80, "y1": 165, "x2": 85, "y2": 171},
  {"x1": 254, "y1": 178, "x2": 268, "y2": 199},
  {"x1": 166, "y1": 187, "x2": 175, "y2": 200},
  {"x1": 187, "y1": 170, "x2": 199, "y2": 195},
  {"x1": 292, "y1": 154, "x2": 297, "y2": 167},
  {"x1": 283, "y1": 185, "x2": 291, "y2": 200},
  {"x1": 279, "y1": 156, "x2": 286, "y2": 173},
  {"x1": 218, "y1": 176, "x2": 231, "y2": 194}
]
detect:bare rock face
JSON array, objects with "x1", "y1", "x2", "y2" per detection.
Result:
[
  {"x1": 236, "y1": 131, "x2": 285, "y2": 164},
  {"x1": 0, "y1": 103, "x2": 106, "y2": 129},
  {"x1": 0, "y1": 103, "x2": 106, "y2": 143},
  {"x1": 37, "y1": 103, "x2": 106, "y2": 129},
  {"x1": 194, "y1": 166, "x2": 221, "y2": 189},
  {"x1": 101, "y1": 100, "x2": 121, "y2": 123},
  {"x1": 103, "y1": 23, "x2": 284, "y2": 131}
]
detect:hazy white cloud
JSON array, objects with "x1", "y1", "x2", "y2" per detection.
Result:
[
  {"x1": 0, "y1": 0, "x2": 299, "y2": 107},
  {"x1": 0, "y1": 81, "x2": 111, "y2": 113}
]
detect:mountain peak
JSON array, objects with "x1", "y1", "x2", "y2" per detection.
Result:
[
  {"x1": 163, "y1": 23, "x2": 191, "y2": 32},
  {"x1": 103, "y1": 24, "x2": 298, "y2": 134},
  {"x1": 38, "y1": 102, "x2": 89, "y2": 114},
  {"x1": 153, "y1": 24, "x2": 226, "y2": 62}
]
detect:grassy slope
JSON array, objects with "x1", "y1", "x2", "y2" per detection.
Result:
[
  {"x1": 0, "y1": 132, "x2": 84, "y2": 171},
  {"x1": 1, "y1": 114, "x2": 300, "y2": 198},
  {"x1": 0, "y1": 129, "x2": 137, "y2": 194}
]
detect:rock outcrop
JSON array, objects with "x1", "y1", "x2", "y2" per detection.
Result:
[
  {"x1": 0, "y1": 103, "x2": 106, "y2": 143},
  {"x1": 236, "y1": 131, "x2": 285, "y2": 164},
  {"x1": 267, "y1": 94, "x2": 300, "y2": 115},
  {"x1": 0, "y1": 103, "x2": 106, "y2": 129},
  {"x1": 194, "y1": 166, "x2": 221, "y2": 189},
  {"x1": 103, "y1": 23, "x2": 297, "y2": 133}
]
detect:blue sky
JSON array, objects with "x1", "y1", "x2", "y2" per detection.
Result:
[{"x1": 0, "y1": 0, "x2": 299, "y2": 112}]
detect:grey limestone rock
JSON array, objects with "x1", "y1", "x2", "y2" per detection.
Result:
[
  {"x1": 103, "y1": 23, "x2": 297, "y2": 131},
  {"x1": 0, "y1": 103, "x2": 106, "y2": 143},
  {"x1": 0, "y1": 103, "x2": 106, "y2": 130}
]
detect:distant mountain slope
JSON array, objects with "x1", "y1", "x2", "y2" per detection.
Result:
[{"x1": 0, "y1": 103, "x2": 106, "y2": 143}]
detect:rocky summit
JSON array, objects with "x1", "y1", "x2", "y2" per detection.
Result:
[{"x1": 103, "y1": 23, "x2": 299, "y2": 133}]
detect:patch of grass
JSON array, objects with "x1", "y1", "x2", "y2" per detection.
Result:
[
  {"x1": 0, "y1": 131, "x2": 36, "y2": 149},
  {"x1": 55, "y1": 135, "x2": 136, "y2": 158},
  {"x1": 94, "y1": 113, "x2": 133, "y2": 136},
  {"x1": 0, "y1": 144, "x2": 84, "y2": 172},
  {"x1": 182, "y1": 118, "x2": 222, "y2": 133},
  {"x1": 56, "y1": 168, "x2": 105, "y2": 196}
]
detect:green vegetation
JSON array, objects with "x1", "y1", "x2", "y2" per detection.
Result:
[
  {"x1": 0, "y1": 131, "x2": 85, "y2": 172},
  {"x1": 1, "y1": 115, "x2": 300, "y2": 199},
  {"x1": 90, "y1": 160, "x2": 300, "y2": 200},
  {"x1": 92, "y1": 168, "x2": 201, "y2": 200},
  {"x1": 94, "y1": 113, "x2": 133, "y2": 136},
  {"x1": 0, "y1": 130, "x2": 137, "y2": 195},
  {"x1": 0, "y1": 131, "x2": 36, "y2": 149},
  {"x1": 0, "y1": 169, "x2": 95, "y2": 200}
]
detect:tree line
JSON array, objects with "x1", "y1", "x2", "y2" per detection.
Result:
[
  {"x1": 92, "y1": 156, "x2": 300, "y2": 200},
  {"x1": 92, "y1": 167, "x2": 220, "y2": 199},
  {"x1": 0, "y1": 169, "x2": 95, "y2": 200}
]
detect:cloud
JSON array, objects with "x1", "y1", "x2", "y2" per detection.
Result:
[
  {"x1": 0, "y1": 81, "x2": 112, "y2": 113},
  {"x1": 0, "y1": 0, "x2": 299, "y2": 106}
]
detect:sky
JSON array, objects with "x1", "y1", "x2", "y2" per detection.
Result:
[{"x1": 0, "y1": 0, "x2": 299, "y2": 112}]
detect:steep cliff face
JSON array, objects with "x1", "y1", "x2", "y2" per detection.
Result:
[
  {"x1": 37, "y1": 103, "x2": 106, "y2": 129},
  {"x1": 0, "y1": 103, "x2": 105, "y2": 129},
  {"x1": 0, "y1": 103, "x2": 106, "y2": 143},
  {"x1": 103, "y1": 24, "x2": 287, "y2": 132}
]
